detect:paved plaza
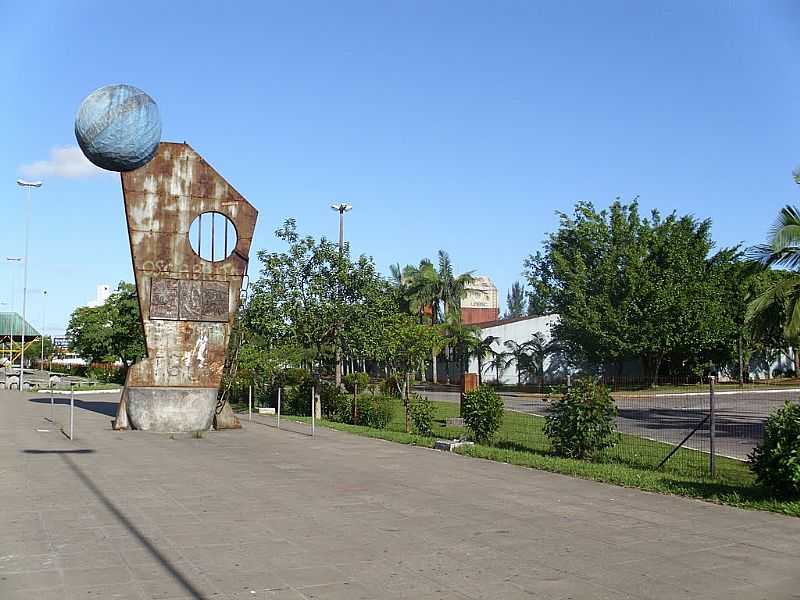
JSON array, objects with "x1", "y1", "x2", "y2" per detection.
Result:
[{"x1": 1, "y1": 390, "x2": 799, "y2": 599}]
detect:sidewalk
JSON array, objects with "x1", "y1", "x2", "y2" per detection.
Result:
[{"x1": 2, "y1": 389, "x2": 799, "y2": 599}]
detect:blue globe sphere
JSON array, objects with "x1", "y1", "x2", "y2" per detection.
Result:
[{"x1": 75, "y1": 84, "x2": 161, "y2": 172}]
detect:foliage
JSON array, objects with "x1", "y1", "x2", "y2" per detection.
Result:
[
  {"x1": 343, "y1": 372, "x2": 369, "y2": 393},
  {"x1": 380, "y1": 375, "x2": 402, "y2": 398},
  {"x1": 27, "y1": 336, "x2": 55, "y2": 364},
  {"x1": 506, "y1": 281, "x2": 527, "y2": 318},
  {"x1": 525, "y1": 200, "x2": 743, "y2": 381},
  {"x1": 749, "y1": 401, "x2": 800, "y2": 497},
  {"x1": 462, "y1": 385, "x2": 504, "y2": 443},
  {"x1": 320, "y1": 382, "x2": 351, "y2": 422},
  {"x1": 246, "y1": 219, "x2": 399, "y2": 375},
  {"x1": 66, "y1": 282, "x2": 145, "y2": 369},
  {"x1": 408, "y1": 394, "x2": 434, "y2": 435},
  {"x1": 355, "y1": 396, "x2": 394, "y2": 429},
  {"x1": 747, "y1": 202, "x2": 800, "y2": 341},
  {"x1": 544, "y1": 378, "x2": 619, "y2": 459}
]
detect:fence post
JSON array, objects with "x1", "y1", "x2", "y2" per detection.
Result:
[
  {"x1": 69, "y1": 382, "x2": 75, "y2": 440},
  {"x1": 277, "y1": 387, "x2": 281, "y2": 429},
  {"x1": 248, "y1": 385, "x2": 252, "y2": 422},
  {"x1": 709, "y1": 375, "x2": 716, "y2": 478},
  {"x1": 310, "y1": 385, "x2": 315, "y2": 437}
]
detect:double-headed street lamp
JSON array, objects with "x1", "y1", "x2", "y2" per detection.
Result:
[
  {"x1": 330, "y1": 203, "x2": 352, "y2": 253},
  {"x1": 16, "y1": 179, "x2": 42, "y2": 390}
]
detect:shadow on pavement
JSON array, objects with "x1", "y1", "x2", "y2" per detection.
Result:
[
  {"x1": 28, "y1": 396, "x2": 118, "y2": 418},
  {"x1": 23, "y1": 449, "x2": 208, "y2": 599}
]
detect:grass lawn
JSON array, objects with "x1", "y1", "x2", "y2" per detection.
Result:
[{"x1": 290, "y1": 398, "x2": 800, "y2": 517}]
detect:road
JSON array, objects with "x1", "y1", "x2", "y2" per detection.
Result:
[{"x1": 417, "y1": 387, "x2": 800, "y2": 461}]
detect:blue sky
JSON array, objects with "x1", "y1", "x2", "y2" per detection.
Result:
[{"x1": 1, "y1": 1, "x2": 798, "y2": 335}]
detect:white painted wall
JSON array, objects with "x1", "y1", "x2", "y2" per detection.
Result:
[{"x1": 468, "y1": 314, "x2": 562, "y2": 385}]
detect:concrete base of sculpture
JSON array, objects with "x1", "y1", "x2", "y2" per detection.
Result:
[{"x1": 127, "y1": 387, "x2": 217, "y2": 432}]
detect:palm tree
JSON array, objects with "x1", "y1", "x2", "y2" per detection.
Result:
[
  {"x1": 504, "y1": 339, "x2": 533, "y2": 385},
  {"x1": 747, "y1": 205, "x2": 800, "y2": 342},
  {"x1": 471, "y1": 334, "x2": 498, "y2": 385},
  {"x1": 442, "y1": 314, "x2": 481, "y2": 381},
  {"x1": 485, "y1": 348, "x2": 511, "y2": 384}
]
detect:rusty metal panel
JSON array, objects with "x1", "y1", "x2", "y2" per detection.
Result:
[{"x1": 122, "y1": 142, "x2": 258, "y2": 394}]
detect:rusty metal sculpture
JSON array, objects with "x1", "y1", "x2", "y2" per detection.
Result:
[{"x1": 113, "y1": 142, "x2": 257, "y2": 432}]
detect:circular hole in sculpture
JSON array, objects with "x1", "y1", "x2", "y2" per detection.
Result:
[{"x1": 188, "y1": 212, "x2": 238, "y2": 262}]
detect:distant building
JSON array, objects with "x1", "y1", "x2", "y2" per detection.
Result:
[
  {"x1": 87, "y1": 284, "x2": 112, "y2": 308},
  {"x1": 468, "y1": 314, "x2": 564, "y2": 385},
  {"x1": 461, "y1": 276, "x2": 499, "y2": 324}
]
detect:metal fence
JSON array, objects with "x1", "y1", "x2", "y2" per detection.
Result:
[{"x1": 492, "y1": 375, "x2": 796, "y2": 478}]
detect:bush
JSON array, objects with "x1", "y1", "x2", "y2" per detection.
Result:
[
  {"x1": 544, "y1": 378, "x2": 618, "y2": 459},
  {"x1": 749, "y1": 401, "x2": 800, "y2": 497},
  {"x1": 409, "y1": 394, "x2": 435, "y2": 436},
  {"x1": 380, "y1": 375, "x2": 402, "y2": 398},
  {"x1": 462, "y1": 386, "x2": 504, "y2": 444},
  {"x1": 343, "y1": 372, "x2": 369, "y2": 394},
  {"x1": 320, "y1": 382, "x2": 352, "y2": 423},
  {"x1": 356, "y1": 396, "x2": 394, "y2": 429}
]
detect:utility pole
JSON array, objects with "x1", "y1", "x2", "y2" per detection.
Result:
[
  {"x1": 16, "y1": 179, "x2": 42, "y2": 392},
  {"x1": 330, "y1": 203, "x2": 352, "y2": 387}
]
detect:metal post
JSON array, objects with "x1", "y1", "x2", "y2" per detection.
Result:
[
  {"x1": 69, "y1": 382, "x2": 74, "y2": 440},
  {"x1": 19, "y1": 186, "x2": 31, "y2": 392},
  {"x1": 248, "y1": 385, "x2": 252, "y2": 422},
  {"x1": 41, "y1": 290, "x2": 47, "y2": 366},
  {"x1": 311, "y1": 385, "x2": 315, "y2": 437},
  {"x1": 49, "y1": 379, "x2": 54, "y2": 423},
  {"x1": 709, "y1": 375, "x2": 716, "y2": 478},
  {"x1": 277, "y1": 387, "x2": 281, "y2": 429}
]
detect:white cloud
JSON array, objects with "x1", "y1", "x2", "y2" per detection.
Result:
[{"x1": 18, "y1": 145, "x2": 106, "y2": 179}]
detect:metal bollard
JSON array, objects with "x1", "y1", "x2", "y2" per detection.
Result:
[
  {"x1": 69, "y1": 383, "x2": 75, "y2": 440},
  {"x1": 49, "y1": 380, "x2": 54, "y2": 423},
  {"x1": 277, "y1": 387, "x2": 281, "y2": 429},
  {"x1": 310, "y1": 386, "x2": 315, "y2": 437},
  {"x1": 709, "y1": 375, "x2": 716, "y2": 478},
  {"x1": 248, "y1": 385, "x2": 252, "y2": 422}
]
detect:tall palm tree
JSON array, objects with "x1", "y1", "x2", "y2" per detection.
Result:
[{"x1": 747, "y1": 205, "x2": 800, "y2": 340}]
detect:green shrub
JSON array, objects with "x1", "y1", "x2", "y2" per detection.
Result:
[
  {"x1": 462, "y1": 386, "x2": 504, "y2": 444},
  {"x1": 380, "y1": 375, "x2": 402, "y2": 398},
  {"x1": 320, "y1": 382, "x2": 352, "y2": 423},
  {"x1": 409, "y1": 394, "x2": 435, "y2": 436},
  {"x1": 749, "y1": 401, "x2": 800, "y2": 497},
  {"x1": 283, "y1": 384, "x2": 312, "y2": 416},
  {"x1": 357, "y1": 396, "x2": 394, "y2": 429},
  {"x1": 343, "y1": 372, "x2": 369, "y2": 394},
  {"x1": 544, "y1": 378, "x2": 618, "y2": 459}
]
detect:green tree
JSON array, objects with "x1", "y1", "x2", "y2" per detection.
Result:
[
  {"x1": 525, "y1": 200, "x2": 740, "y2": 383},
  {"x1": 246, "y1": 219, "x2": 397, "y2": 392},
  {"x1": 505, "y1": 281, "x2": 527, "y2": 318},
  {"x1": 66, "y1": 282, "x2": 145, "y2": 371},
  {"x1": 471, "y1": 334, "x2": 498, "y2": 385}
]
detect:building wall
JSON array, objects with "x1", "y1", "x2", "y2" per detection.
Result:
[
  {"x1": 462, "y1": 307, "x2": 499, "y2": 324},
  {"x1": 468, "y1": 314, "x2": 562, "y2": 385}
]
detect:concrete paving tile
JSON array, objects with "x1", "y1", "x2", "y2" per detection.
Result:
[
  {"x1": 62, "y1": 566, "x2": 134, "y2": 587},
  {"x1": 276, "y1": 566, "x2": 349, "y2": 588},
  {"x1": 66, "y1": 582, "x2": 146, "y2": 600},
  {"x1": 0, "y1": 569, "x2": 63, "y2": 591},
  {"x1": 293, "y1": 581, "x2": 379, "y2": 600}
]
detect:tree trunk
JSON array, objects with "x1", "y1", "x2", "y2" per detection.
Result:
[{"x1": 432, "y1": 349, "x2": 438, "y2": 384}]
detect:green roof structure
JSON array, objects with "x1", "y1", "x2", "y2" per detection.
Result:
[{"x1": 0, "y1": 312, "x2": 40, "y2": 339}]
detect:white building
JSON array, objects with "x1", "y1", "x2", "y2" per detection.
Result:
[
  {"x1": 87, "y1": 284, "x2": 112, "y2": 308},
  {"x1": 468, "y1": 314, "x2": 564, "y2": 385}
]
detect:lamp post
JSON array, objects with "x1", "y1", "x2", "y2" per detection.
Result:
[
  {"x1": 16, "y1": 179, "x2": 42, "y2": 391},
  {"x1": 6, "y1": 257, "x2": 22, "y2": 374},
  {"x1": 330, "y1": 203, "x2": 352, "y2": 387},
  {"x1": 41, "y1": 290, "x2": 47, "y2": 368}
]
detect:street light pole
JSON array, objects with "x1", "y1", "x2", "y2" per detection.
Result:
[
  {"x1": 6, "y1": 257, "x2": 22, "y2": 375},
  {"x1": 330, "y1": 203, "x2": 352, "y2": 387},
  {"x1": 41, "y1": 290, "x2": 47, "y2": 367},
  {"x1": 16, "y1": 179, "x2": 42, "y2": 391}
]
